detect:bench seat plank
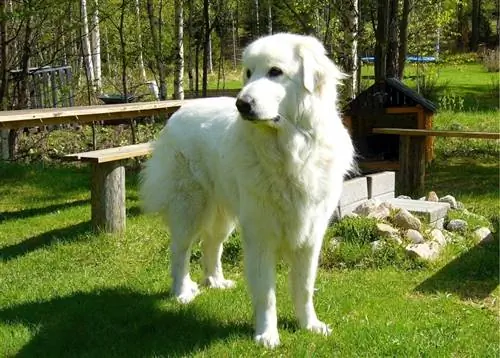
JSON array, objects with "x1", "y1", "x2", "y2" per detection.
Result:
[
  {"x1": 65, "y1": 142, "x2": 153, "y2": 163},
  {"x1": 373, "y1": 128, "x2": 500, "y2": 139}
]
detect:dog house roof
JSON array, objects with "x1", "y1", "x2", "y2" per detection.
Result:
[{"x1": 344, "y1": 78, "x2": 437, "y2": 115}]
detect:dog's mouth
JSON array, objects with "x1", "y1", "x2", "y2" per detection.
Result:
[{"x1": 241, "y1": 114, "x2": 281, "y2": 123}]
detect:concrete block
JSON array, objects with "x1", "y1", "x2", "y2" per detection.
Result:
[
  {"x1": 372, "y1": 192, "x2": 395, "y2": 202},
  {"x1": 339, "y1": 177, "x2": 368, "y2": 207},
  {"x1": 366, "y1": 171, "x2": 396, "y2": 199},
  {"x1": 338, "y1": 199, "x2": 366, "y2": 217},
  {"x1": 388, "y1": 198, "x2": 450, "y2": 224}
]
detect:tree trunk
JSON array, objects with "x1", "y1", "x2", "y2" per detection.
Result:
[
  {"x1": 267, "y1": 0, "x2": 272, "y2": 34},
  {"x1": 254, "y1": 0, "x2": 260, "y2": 37},
  {"x1": 345, "y1": 0, "x2": 359, "y2": 99},
  {"x1": 456, "y1": 0, "x2": 467, "y2": 52},
  {"x1": 0, "y1": 0, "x2": 8, "y2": 159},
  {"x1": 174, "y1": 0, "x2": 184, "y2": 99},
  {"x1": 202, "y1": 0, "x2": 209, "y2": 96},
  {"x1": 81, "y1": 0, "x2": 95, "y2": 92},
  {"x1": 470, "y1": 0, "x2": 481, "y2": 51},
  {"x1": 386, "y1": 0, "x2": 398, "y2": 78},
  {"x1": 231, "y1": 9, "x2": 237, "y2": 68},
  {"x1": 187, "y1": 0, "x2": 194, "y2": 91},
  {"x1": 146, "y1": 0, "x2": 167, "y2": 99},
  {"x1": 91, "y1": 0, "x2": 102, "y2": 92},
  {"x1": 374, "y1": 0, "x2": 389, "y2": 82},
  {"x1": 135, "y1": 0, "x2": 147, "y2": 83},
  {"x1": 397, "y1": 0, "x2": 410, "y2": 79}
]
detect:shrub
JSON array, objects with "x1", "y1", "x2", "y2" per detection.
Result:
[
  {"x1": 328, "y1": 216, "x2": 379, "y2": 244},
  {"x1": 481, "y1": 48, "x2": 500, "y2": 72}
]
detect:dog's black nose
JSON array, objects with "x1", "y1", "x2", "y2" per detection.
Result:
[{"x1": 236, "y1": 96, "x2": 254, "y2": 116}]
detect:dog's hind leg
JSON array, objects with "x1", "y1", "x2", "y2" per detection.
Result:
[
  {"x1": 201, "y1": 209, "x2": 236, "y2": 289},
  {"x1": 168, "y1": 189, "x2": 208, "y2": 304}
]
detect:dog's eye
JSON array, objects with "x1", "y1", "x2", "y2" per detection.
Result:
[
  {"x1": 268, "y1": 67, "x2": 283, "y2": 78},
  {"x1": 246, "y1": 69, "x2": 251, "y2": 78}
]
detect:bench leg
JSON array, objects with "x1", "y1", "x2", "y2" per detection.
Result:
[
  {"x1": 399, "y1": 135, "x2": 426, "y2": 196},
  {"x1": 91, "y1": 161, "x2": 126, "y2": 233}
]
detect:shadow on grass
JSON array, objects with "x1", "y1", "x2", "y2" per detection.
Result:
[
  {"x1": 424, "y1": 159, "x2": 499, "y2": 213},
  {"x1": 0, "y1": 288, "x2": 251, "y2": 357},
  {"x1": 0, "y1": 221, "x2": 93, "y2": 262},
  {"x1": 415, "y1": 236, "x2": 499, "y2": 300},
  {"x1": 0, "y1": 199, "x2": 89, "y2": 223}
]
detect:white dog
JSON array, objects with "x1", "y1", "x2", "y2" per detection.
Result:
[{"x1": 140, "y1": 33, "x2": 354, "y2": 348}]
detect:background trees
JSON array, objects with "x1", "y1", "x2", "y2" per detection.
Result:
[{"x1": 0, "y1": 0, "x2": 496, "y2": 111}]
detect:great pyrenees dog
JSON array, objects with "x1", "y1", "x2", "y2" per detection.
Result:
[{"x1": 140, "y1": 33, "x2": 354, "y2": 348}]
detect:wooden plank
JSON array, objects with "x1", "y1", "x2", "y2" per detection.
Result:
[
  {"x1": 399, "y1": 135, "x2": 426, "y2": 196},
  {"x1": 65, "y1": 142, "x2": 152, "y2": 163},
  {"x1": 385, "y1": 107, "x2": 423, "y2": 114},
  {"x1": 373, "y1": 128, "x2": 500, "y2": 139},
  {"x1": 0, "y1": 99, "x2": 196, "y2": 129}
]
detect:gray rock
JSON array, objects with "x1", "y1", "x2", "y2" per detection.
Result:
[
  {"x1": 376, "y1": 223, "x2": 399, "y2": 236},
  {"x1": 427, "y1": 191, "x2": 439, "y2": 202},
  {"x1": 367, "y1": 205, "x2": 391, "y2": 220},
  {"x1": 397, "y1": 195, "x2": 412, "y2": 200},
  {"x1": 406, "y1": 242, "x2": 440, "y2": 261},
  {"x1": 429, "y1": 228, "x2": 447, "y2": 246},
  {"x1": 329, "y1": 237, "x2": 342, "y2": 250},
  {"x1": 353, "y1": 199, "x2": 380, "y2": 216},
  {"x1": 439, "y1": 195, "x2": 458, "y2": 209},
  {"x1": 473, "y1": 227, "x2": 494, "y2": 244},
  {"x1": 446, "y1": 219, "x2": 468, "y2": 232},
  {"x1": 406, "y1": 229, "x2": 425, "y2": 244},
  {"x1": 393, "y1": 208, "x2": 422, "y2": 231},
  {"x1": 371, "y1": 240, "x2": 385, "y2": 251},
  {"x1": 344, "y1": 212, "x2": 359, "y2": 219},
  {"x1": 376, "y1": 223, "x2": 402, "y2": 245},
  {"x1": 419, "y1": 196, "x2": 426, "y2": 201},
  {"x1": 456, "y1": 201, "x2": 465, "y2": 210}
]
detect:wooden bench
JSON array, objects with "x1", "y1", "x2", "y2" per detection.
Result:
[
  {"x1": 65, "y1": 143, "x2": 153, "y2": 233},
  {"x1": 372, "y1": 128, "x2": 500, "y2": 195}
]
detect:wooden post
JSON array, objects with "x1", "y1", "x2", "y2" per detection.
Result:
[
  {"x1": 91, "y1": 161, "x2": 126, "y2": 233},
  {"x1": 398, "y1": 135, "x2": 426, "y2": 196}
]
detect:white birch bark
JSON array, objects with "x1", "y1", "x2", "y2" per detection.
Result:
[
  {"x1": 81, "y1": 0, "x2": 95, "y2": 91},
  {"x1": 135, "y1": 0, "x2": 147, "y2": 82},
  {"x1": 174, "y1": 0, "x2": 184, "y2": 99},
  {"x1": 90, "y1": 0, "x2": 101, "y2": 92}
]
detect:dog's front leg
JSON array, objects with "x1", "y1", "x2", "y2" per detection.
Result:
[{"x1": 242, "y1": 232, "x2": 279, "y2": 348}]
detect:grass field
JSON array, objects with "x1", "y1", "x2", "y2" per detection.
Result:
[{"x1": 1, "y1": 62, "x2": 499, "y2": 356}]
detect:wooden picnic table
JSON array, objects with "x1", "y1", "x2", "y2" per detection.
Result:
[{"x1": 0, "y1": 99, "x2": 189, "y2": 129}]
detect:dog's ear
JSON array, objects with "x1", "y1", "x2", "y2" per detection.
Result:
[{"x1": 298, "y1": 37, "x2": 346, "y2": 94}]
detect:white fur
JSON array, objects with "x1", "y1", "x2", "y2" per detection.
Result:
[{"x1": 140, "y1": 33, "x2": 354, "y2": 348}]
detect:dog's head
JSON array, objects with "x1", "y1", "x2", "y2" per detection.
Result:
[{"x1": 236, "y1": 33, "x2": 345, "y2": 126}]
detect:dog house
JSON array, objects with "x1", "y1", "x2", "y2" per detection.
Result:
[{"x1": 343, "y1": 78, "x2": 437, "y2": 171}]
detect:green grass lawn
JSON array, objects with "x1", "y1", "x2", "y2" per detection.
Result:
[{"x1": 1, "y1": 61, "x2": 499, "y2": 356}]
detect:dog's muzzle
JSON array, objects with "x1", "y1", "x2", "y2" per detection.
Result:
[
  {"x1": 235, "y1": 96, "x2": 280, "y2": 123},
  {"x1": 236, "y1": 95, "x2": 255, "y2": 119}
]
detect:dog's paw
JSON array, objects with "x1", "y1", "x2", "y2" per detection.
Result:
[
  {"x1": 305, "y1": 320, "x2": 332, "y2": 336},
  {"x1": 203, "y1": 276, "x2": 236, "y2": 289},
  {"x1": 255, "y1": 330, "x2": 280, "y2": 349},
  {"x1": 174, "y1": 280, "x2": 200, "y2": 304}
]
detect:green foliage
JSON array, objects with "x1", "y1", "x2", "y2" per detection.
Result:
[
  {"x1": 441, "y1": 52, "x2": 479, "y2": 65},
  {"x1": 328, "y1": 216, "x2": 379, "y2": 244},
  {"x1": 481, "y1": 49, "x2": 500, "y2": 72}
]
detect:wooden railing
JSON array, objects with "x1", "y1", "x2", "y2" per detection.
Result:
[{"x1": 373, "y1": 128, "x2": 500, "y2": 195}]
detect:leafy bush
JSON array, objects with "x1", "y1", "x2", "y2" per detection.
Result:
[
  {"x1": 441, "y1": 52, "x2": 479, "y2": 65},
  {"x1": 439, "y1": 94, "x2": 465, "y2": 111},
  {"x1": 412, "y1": 67, "x2": 450, "y2": 102},
  {"x1": 481, "y1": 48, "x2": 500, "y2": 72}
]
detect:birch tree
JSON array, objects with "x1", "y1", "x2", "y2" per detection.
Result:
[
  {"x1": 90, "y1": 0, "x2": 101, "y2": 92},
  {"x1": 81, "y1": 0, "x2": 95, "y2": 91},
  {"x1": 174, "y1": 0, "x2": 184, "y2": 99},
  {"x1": 135, "y1": 0, "x2": 147, "y2": 82},
  {"x1": 340, "y1": 0, "x2": 360, "y2": 99}
]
